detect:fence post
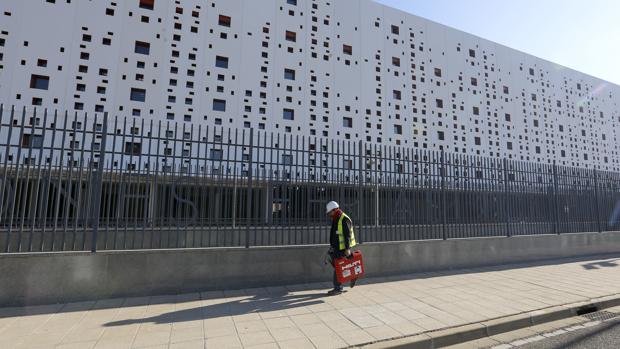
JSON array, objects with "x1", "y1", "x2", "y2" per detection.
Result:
[
  {"x1": 357, "y1": 140, "x2": 363, "y2": 244},
  {"x1": 552, "y1": 161, "x2": 560, "y2": 235},
  {"x1": 245, "y1": 128, "x2": 254, "y2": 248},
  {"x1": 90, "y1": 113, "x2": 108, "y2": 253},
  {"x1": 440, "y1": 149, "x2": 447, "y2": 240},
  {"x1": 503, "y1": 158, "x2": 510, "y2": 237},
  {"x1": 593, "y1": 169, "x2": 602, "y2": 233}
]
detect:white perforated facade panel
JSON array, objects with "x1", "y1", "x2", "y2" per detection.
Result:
[{"x1": 0, "y1": 0, "x2": 618, "y2": 170}]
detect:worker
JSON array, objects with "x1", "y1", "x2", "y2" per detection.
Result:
[{"x1": 326, "y1": 201, "x2": 357, "y2": 296}]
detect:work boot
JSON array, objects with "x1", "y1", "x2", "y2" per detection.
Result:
[
  {"x1": 350, "y1": 278, "x2": 357, "y2": 288},
  {"x1": 327, "y1": 288, "x2": 343, "y2": 296}
]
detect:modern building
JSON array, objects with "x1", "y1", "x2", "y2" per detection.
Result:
[{"x1": 0, "y1": 0, "x2": 618, "y2": 170}]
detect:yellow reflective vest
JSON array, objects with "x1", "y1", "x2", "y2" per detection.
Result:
[{"x1": 337, "y1": 213, "x2": 357, "y2": 250}]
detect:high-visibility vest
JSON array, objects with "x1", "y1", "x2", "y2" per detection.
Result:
[{"x1": 337, "y1": 212, "x2": 357, "y2": 250}]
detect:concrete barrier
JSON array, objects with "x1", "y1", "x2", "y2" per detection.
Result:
[{"x1": 1, "y1": 231, "x2": 620, "y2": 307}]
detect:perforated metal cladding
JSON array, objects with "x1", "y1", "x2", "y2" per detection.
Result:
[{"x1": 0, "y1": 0, "x2": 618, "y2": 171}]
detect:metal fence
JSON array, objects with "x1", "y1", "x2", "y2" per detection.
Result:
[{"x1": 0, "y1": 105, "x2": 619, "y2": 253}]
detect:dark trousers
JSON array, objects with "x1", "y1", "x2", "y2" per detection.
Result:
[{"x1": 329, "y1": 249, "x2": 346, "y2": 290}]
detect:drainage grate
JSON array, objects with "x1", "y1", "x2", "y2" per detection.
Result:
[{"x1": 582, "y1": 311, "x2": 620, "y2": 322}]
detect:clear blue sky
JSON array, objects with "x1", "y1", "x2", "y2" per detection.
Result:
[{"x1": 374, "y1": 0, "x2": 620, "y2": 86}]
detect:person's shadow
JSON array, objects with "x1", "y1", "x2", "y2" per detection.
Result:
[{"x1": 104, "y1": 292, "x2": 326, "y2": 327}]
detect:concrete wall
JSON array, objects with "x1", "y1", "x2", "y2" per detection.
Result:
[{"x1": 2, "y1": 231, "x2": 620, "y2": 307}]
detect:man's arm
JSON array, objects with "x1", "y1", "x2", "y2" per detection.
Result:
[{"x1": 342, "y1": 217, "x2": 351, "y2": 250}]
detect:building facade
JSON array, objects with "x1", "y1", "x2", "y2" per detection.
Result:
[{"x1": 0, "y1": 0, "x2": 618, "y2": 170}]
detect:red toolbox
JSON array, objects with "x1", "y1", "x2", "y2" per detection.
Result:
[{"x1": 334, "y1": 251, "x2": 365, "y2": 284}]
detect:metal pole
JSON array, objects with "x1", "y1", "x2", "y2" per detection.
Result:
[
  {"x1": 245, "y1": 128, "x2": 254, "y2": 248},
  {"x1": 357, "y1": 140, "x2": 363, "y2": 244},
  {"x1": 552, "y1": 161, "x2": 560, "y2": 235},
  {"x1": 503, "y1": 158, "x2": 510, "y2": 237},
  {"x1": 593, "y1": 168, "x2": 602, "y2": 233},
  {"x1": 90, "y1": 113, "x2": 108, "y2": 252},
  {"x1": 440, "y1": 149, "x2": 447, "y2": 240},
  {"x1": 375, "y1": 182, "x2": 379, "y2": 228}
]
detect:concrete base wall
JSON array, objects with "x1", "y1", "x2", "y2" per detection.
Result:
[{"x1": 2, "y1": 232, "x2": 620, "y2": 307}]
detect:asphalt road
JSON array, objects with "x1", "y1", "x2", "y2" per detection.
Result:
[{"x1": 516, "y1": 318, "x2": 620, "y2": 349}]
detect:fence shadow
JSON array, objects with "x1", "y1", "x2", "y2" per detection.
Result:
[
  {"x1": 581, "y1": 258, "x2": 620, "y2": 270},
  {"x1": 103, "y1": 292, "x2": 326, "y2": 327}
]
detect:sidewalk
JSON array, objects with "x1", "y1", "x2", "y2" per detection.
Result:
[{"x1": 1, "y1": 255, "x2": 620, "y2": 349}]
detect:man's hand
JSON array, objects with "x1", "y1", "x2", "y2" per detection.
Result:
[{"x1": 345, "y1": 249, "x2": 352, "y2": 257}]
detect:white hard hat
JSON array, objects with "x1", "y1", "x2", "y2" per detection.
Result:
[{"x1": 326, "y1": 201, "x2": 339, "y2": 214}]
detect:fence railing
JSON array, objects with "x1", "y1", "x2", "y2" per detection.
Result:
[{"x1": 0, "y1": 105, "x2": 619, "y2": 253}]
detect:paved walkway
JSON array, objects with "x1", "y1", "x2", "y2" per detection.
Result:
[{"x1": 1, "y1": 256, "x2": 620, "y2": 349}]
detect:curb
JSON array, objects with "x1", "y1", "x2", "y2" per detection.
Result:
[{"x1": 359, "y1": 293, "x2": 620, "y2": 349}]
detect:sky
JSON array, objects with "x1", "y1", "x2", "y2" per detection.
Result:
[{"x1": 374, "y1": 0, "x2": 620, "y2": 86}]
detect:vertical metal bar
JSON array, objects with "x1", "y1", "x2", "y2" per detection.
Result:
[
  {"x1": 180, "y1": 122, "x2": 188, "y2": 248},
  {"x1": 104, "y1": 116, "x2": 119, "y2": 250},
  {"x1": 0, "y1": 105, "x2": 13, "y2": 252},
  {"x1": 60, "y1": 113, "x2": 78, "y2": 251},
  {"x1": 208, "y1": 126, "x2": 216, "y2": 247},
  {"x1": 111, "y1": 117, "x2": 122, "y2": 249},
  {"x1": 81, "y1": 114, "x2": 96, "y2": 250},
  {"x1": 71, "y1": 112, "x2": 88, "y2": 250},
  {"x1": 224, "y1": 128, "x2": 234, "y2": 247},
  {"x1": 141, "y1": 119, "x2": 151, "y2": 249},
  {"x1": 21, "y1": 108, "x2": 38, "y2": 252},
  {"x1": 191, "y1": 124, "x2": 199, "y2": 248},
  {"x1": 503, "y1": 158, "x2": 510, "y2": 237},
  {"x1": 8, "y1": 107, "x2": 28, "y2": 252},
  {"x1": 357, "y1": 140, "x2": 363, "y2": 244},
  {"x1": 170, "y1": 121, "x2": 179, "y2": 248},
  {"x1": 552, "y1": 161, "x2": 560, "y2": 234},
  {"x1": 40, "y1": 111, "x2": 58, "y2": 251},
  {"x1": 406, "y1": 145, "x2": 414, "y2": 241},
  {"x1": 200, "y1": 125, "x2": 208, "y2": 247},
  {"x1": 245, "y1": 128, "x2": 254, "y2": 248},
  {"x1": 440, "y1": 149, "x2": 446, "y2": 240},
  {"x1": 295, "y1": 134, "x2": 301, "y2": 245},
  {"x1": 161, "y1": 121, "x2": 171, "y2": 249},
  {"x1": 128, "y1": 118, "x2": 137, "y2": 249},
  {"x1": 32, "y1": 109, "x2": 50, "y2": 252},
  {"x1": 90, "y1": 113, "x2": 108, "y2": 252},
  {"x1": 593, "y1": 168, "x2": 601, "y2": 233},
  {"x1": 153, "y1": 120, "x2": 162, "y2": 249},
  {"x1": 283, "y1": 134, "x2": 290, "y2": 246}
]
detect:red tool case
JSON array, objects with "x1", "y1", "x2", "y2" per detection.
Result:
[{"x1": 334, "y1": 251, "x2": 365, "y2": 284}]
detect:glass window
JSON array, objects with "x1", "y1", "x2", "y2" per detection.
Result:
[
  {"x1": 343, "y1": 117, "x2": 352, "y2": 128},
  {"x1": 285, "y1": 31, "x2": 296, "y2": 42},
  {"x1": 219, "y1": 15, "x2": 231, "y2": 27},
  {"x1": 130, "y1": 88, "x2": 146, "y2": 102},
  {"x1": 210, "y1": 149, "x2": 223, "y2": 160},
  {"x1": 30, "y1": 75, "x2": 49, "y2": 90},
  {"x1": 283, "y1": 108, "x2": 294, "y2": 120},
  {"x1": 215, "y1": 56, "x2": 229, "y2": 68},
  {"x1": 139, "y1": 0, "x2": 154, "y2": 10},
  {"x1": 284, "y1": 68, "x2": 295, "y2": 80},
  {"x1": 213, "y1": 99, "x2": 226, "y2": 111},
  {"x1": 134, "y1": 41, "x2": 150, "y2": 55}
]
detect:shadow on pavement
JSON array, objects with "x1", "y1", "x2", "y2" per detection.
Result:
[
  {"x1": 103, "y1": 292, "x2": 326, "y2": 326},
  {"x1": 581, "y1": 259, "x2": 620, "y2": 270}
]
